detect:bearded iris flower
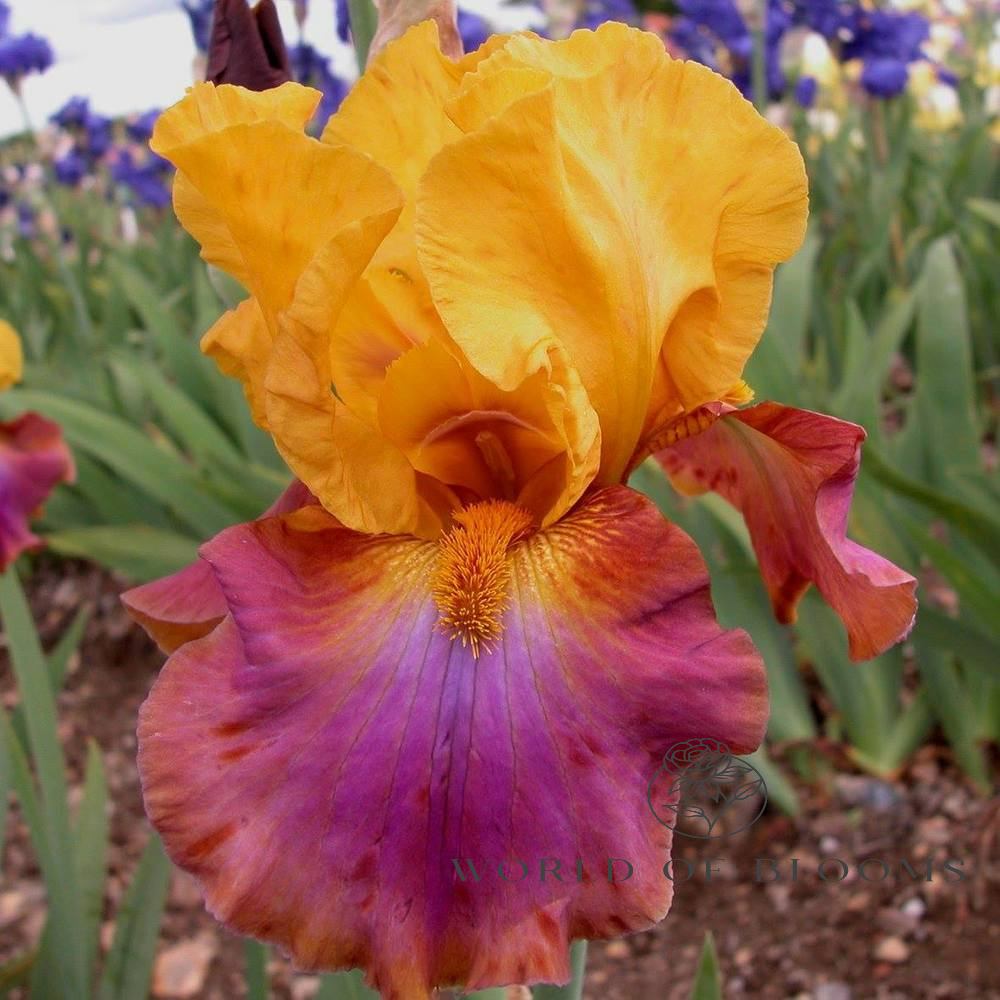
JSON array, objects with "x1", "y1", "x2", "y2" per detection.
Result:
[
  {"x1": 124, "y1": 22, "x2": 915, "y2": 998},
  {"x1": 0, "y1": 321, "x2": 74, "y2": 570}
]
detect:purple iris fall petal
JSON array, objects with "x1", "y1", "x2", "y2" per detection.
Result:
[{"x1": 133, "y1": 487, "x2": 767, "y2": 995}]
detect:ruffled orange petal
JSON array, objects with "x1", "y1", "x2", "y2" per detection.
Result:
[
  {"x1": 201, "y1": 298, "x2": 272, "y2": 427},
  {"x1": 165, "y1": 120, "x2": 402, "y2": 331},
  {"x1": 416, "y1": 24, "x2": 808, "y2": 482},
  {"x1": 263, "y1": 313, "x2": 453, "y2": 537},
  {"x1": 378, "y1": 335, "x2": 600, "y2": 525}
]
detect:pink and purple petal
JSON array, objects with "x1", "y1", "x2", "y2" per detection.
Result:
[
  {"x1": 656, "y1": 402, "x2": 918, "y2": 661},
  {"x1": 137, "y1": 486, "x2": 765, "y2": 997},
  {"x1": 122, "y1": 479, "x2": 316, "y2": 654},
  {"x1": 0, "y1": 412, "x2": 74, "y2": 571}
]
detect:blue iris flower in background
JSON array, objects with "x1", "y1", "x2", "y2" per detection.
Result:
[
  {"x1": 793, "y1": 0, "x2": 853, "y2": 40},
  {"x1": 843, "y1": 9, "x2": 929, "y2": 97},
  {"x1": 795, "y1": 74, "x2": 818, "y2": 108},
  {"x1": 111, "y1": 150, "x2": 172, "y2": 209},
  {"x1": 576, "y1": 0, "x2": 638, "y2": 30},
  {"x1": 51, "y1": 96, "x2": 91, "y2": 129},
  {"x1": 335, "y1": 0, "x2": 351, "y2": 42},
  {"x1": 127, "y1": 109, "x2": 162, "y2": 144},
  {"x1": 0, "y1": 32, "x2": 53, "y2": 85},
  {"x1": 666, "y1": 0, "x2": 930, "y2": 103},
  {"x1": 0, "y1": 1, "x2": 53, "y2": 86},
  {"x1": 181, "y1": 0, "x2": 216, "y2": 54},
  {"x1": 457, "y1": 9, "x2": 492, "y2": 51},
  {"x1": 50, "y1": 98, "x2": 113, "y2": 161},
  {"x1": 289, "y1": 42, "x2": 348, "y2": 122},
  {"x1": 674, "y1": 0, "x2": 751, "y2": 60},
  {"x1": 53, "y1": 150, "x2": 88, "y2": 188}
]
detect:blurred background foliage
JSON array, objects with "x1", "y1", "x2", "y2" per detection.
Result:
[{"x1": 0, "y1": 0, "x2": 998, "y2": 995}]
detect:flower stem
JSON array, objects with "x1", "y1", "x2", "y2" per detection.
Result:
[
  {"x1": 14, "y1": 90, "x2": 34, "y2": 137},
  {"x1": 347, "y1": 0, "x2": 378, "y2": 72}
]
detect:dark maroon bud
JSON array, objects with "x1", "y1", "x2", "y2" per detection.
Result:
[{"x1": 206, "y1": 0, "x2": 291, "y2": 91}]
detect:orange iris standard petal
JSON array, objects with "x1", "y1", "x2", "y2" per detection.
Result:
[
  {"x1": 415, "y1": 23, "x2": 808, "y2": 484},
  {"x1": 319, "y1": 23, "x2": 507, "y2": 424},
  {"x1": 378, "y1": 336, "x2": 600, "y2": 527},
  {"x1": 657, "y1": 402, "x2": 918, "y2": 661},
  {"x1": 135, "y1": 487, "x2": 766, "y2": 998},
  {"x1": 151, "y1": 80, "x2": 405, "y2": 450}
]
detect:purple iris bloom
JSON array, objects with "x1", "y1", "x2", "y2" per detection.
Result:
[
  {"x1": 676, "y1": 0, "x2": 787, "y2": 102},
  {"x1": 457, "y1": 9, "x2": 491, "y2": 52},
  {"x1": 181, "y1": 0, "x2": 216, "y2": 53},
  {"x1": 127, "y1": 109, "x2": 162, "y2": 143},
  {"x1": 112, "y1": 150, "x2": 172, "y2": 209},
  {"x1": 289, "y1": 42, "x2": 348, "y2": 121},
  {"x1": 843, "y1": 9, "x2": 928, "y2": 97},
  {"x1": 51, "y1": 96, "x2": 91, "y2": 129},
  {"x1": 795, "y1": 74, "x2": 818, "y2": 108},
  {"x1": 670, "y1": 17, "x2": 723, "y2": 70},
  {"x1": 54, "y1": 149, "x2": 88, "y2": 187},
  {"x1": 84, "y1": 114, "x2": 113, "y2": 158},
  {"x1": 0, "y1": 32, "x2": 54, "y2": 81},
  {"x1": 674, "y1": 0, "x2": 751, "y2": 59},
  {"x1": 860, "y1": 57, "x2": 909, "y2": 97},
  {"x1": 335, "y1": 0, "x2": 351, "y2": 42},
  {"x1": 793, "y1": 0, "x2": 852, "y2": 40},
  {"x1": 575, "y1": 0, "x2": 638, "y2": 29}
]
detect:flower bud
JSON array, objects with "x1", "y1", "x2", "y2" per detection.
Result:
[{"x1": 206, "y1": 0, "x2": 291, "y2": 91}]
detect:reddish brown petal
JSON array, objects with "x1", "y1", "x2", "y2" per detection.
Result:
[
  {"x1": 0, "y1": 412, "x2": 74, "y2": 570},
  {"x1": 657, "y1": 402, "x2": 917, "y2": 660},
  {"x1": 122, "y1": 479, "x2": 315, "y2": 653},
  {"x1": 137, "y1": 487, "x2": 766, "y2": 996}
]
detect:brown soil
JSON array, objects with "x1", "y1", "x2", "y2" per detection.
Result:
[{"x1": 1, "y1": 562, "x2": 997, "y2": 999}]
